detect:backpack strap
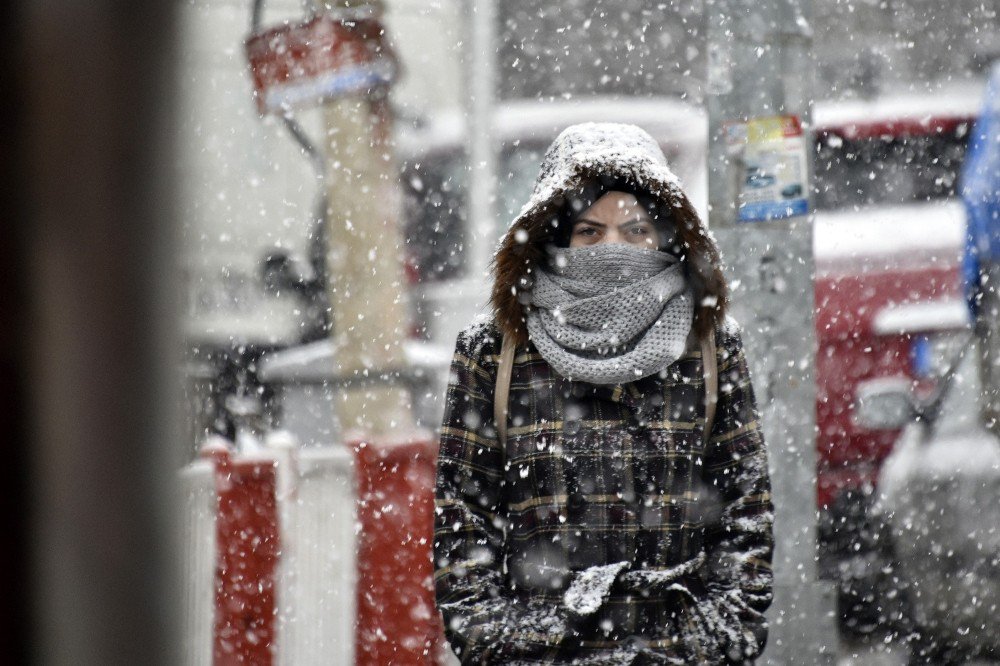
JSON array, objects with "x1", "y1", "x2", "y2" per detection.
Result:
[
  {"x1": 701, "y1": 331, "x2": 718, "y2": 447},
  {"x1": 495, "y1": 334, "x2": 517, "y2": 449}
]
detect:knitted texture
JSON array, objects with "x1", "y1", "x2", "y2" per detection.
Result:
[{"x1": 525, "y1": 243, "x2": 693, "y2": 384}]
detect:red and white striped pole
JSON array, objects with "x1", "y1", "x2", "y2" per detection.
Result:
[{"x1": 184, "y1": 431, "x2": 448, "y2": 665}]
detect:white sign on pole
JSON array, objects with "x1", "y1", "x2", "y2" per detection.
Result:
[{"x1": 725, "y1": 115, "x2": 809, "y2": 223}]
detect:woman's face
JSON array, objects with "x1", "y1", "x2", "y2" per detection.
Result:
[{"x1": 569, "y1": 191, "x2": 665, "y2": 249}]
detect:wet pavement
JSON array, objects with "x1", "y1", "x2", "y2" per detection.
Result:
[
  {"x1": 836, "y1": 635, "x2": 907, "y2": 665},
  {"x1": 836, "y1": 634, "x2": 999, "y2": 665}
]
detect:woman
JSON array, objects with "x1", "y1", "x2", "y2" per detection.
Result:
[{"x1": 434, "y1": 123, "x2": 773, "y2": 665}]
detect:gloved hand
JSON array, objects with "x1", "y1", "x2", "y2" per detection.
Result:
[{"x1": 563, "y1": 561, "x2": 631, "y2": 619}]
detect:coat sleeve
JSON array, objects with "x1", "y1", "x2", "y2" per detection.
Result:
[
  {"x1": 433, "y1": 324, "x2": 572, "y2": 664},
  {"x1": 685, "y1": 320, "x2": 774, "y2": 663}
]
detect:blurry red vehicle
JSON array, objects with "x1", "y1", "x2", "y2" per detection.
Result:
[{"x1": 811, "y1": 86, "x2": 982, "y2": 630}]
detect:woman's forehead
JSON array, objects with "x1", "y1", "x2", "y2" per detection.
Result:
[{"x1": 580, "y1": 191, "x2": 651, "y2": 219}]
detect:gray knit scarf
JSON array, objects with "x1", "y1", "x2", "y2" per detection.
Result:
[{"x1": 525, "y1": 243, "x2": 694, "y2": 385}]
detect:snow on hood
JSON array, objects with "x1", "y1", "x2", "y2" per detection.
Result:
[
  {"x1": 490, "y1": 122, "x2": 727, "y2": 345},
  {"x1": 507, "y1": 122, "x2": 688, "y2": 229}
]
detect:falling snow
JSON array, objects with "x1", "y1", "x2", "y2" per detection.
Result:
[{"x1": 175, "y1": 0, "x2": 1000, "y2": 663}]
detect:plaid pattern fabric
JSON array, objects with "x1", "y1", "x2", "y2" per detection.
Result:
[{"x1": 434, "y1": 319, "x2": 773, "y2": 665}]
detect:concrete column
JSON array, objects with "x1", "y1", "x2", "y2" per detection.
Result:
[
  {"x1": 321, "y1": 96, "x2": 414, "y2": 437},
  {"x1": 317, "y1": 1, "x2": 415, "y2": 437}
]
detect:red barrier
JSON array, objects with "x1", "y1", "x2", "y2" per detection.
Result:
[
  {"x1": 353, "y1": 437, "x2": 444, "y2": 665},
  {"x1": 207, "y1": 447, "x2": 280, "y2": 666}
]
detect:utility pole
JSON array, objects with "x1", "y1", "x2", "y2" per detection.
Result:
[
  {"x1": 705, "y1": 0, "x2": 837, "y2": 662},
  {"x1": 317, "y1": 0, "x2": 415, "y2": 437}
]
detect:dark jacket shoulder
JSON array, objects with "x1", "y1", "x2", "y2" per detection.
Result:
[
  {"x1": 715, "y1": 315, "x2": 748, "y2": 362},
  {"x1": 454, "y1": 318, "x2": 503, "y2": 369}
]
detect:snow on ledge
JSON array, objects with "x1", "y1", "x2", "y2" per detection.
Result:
[
  {"x1": 258, "y1": 338, "x2": 453, "y2": 383},
  {"x1": 814, "y1": 200, "x2": 966, "y2": 264},
  {"x1": 874, "y1": 300, "x2": 971, "y2": 336}
]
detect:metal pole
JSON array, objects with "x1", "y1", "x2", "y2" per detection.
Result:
[
  {"x1": 317, "y1": 0, "x2": 415, "y2": 437},
  {"x1": 415, "y1": 0, "x2": 495, "y2": 351},
  {"x1": 466, "y1": 0, "x2": 498, "y2": 283},
  {"x1": 705, "y1": 0, "x2": 837, "y2": 662}
]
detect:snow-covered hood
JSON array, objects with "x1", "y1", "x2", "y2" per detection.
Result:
[{"x1": 490, "y1": 122, "x2": 727, "y2": 345}]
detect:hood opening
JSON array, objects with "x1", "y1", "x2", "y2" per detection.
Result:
[
  {"x1": 546, "y1": 175, "x2": 681, "y2": 255},
  {"x1": 489, "y1": 123, "x2": 727, "y2": 347}
]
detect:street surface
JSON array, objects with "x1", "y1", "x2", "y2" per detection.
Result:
[{"x1": 836, "y1": 635, "x2": 998, "y2": 665}]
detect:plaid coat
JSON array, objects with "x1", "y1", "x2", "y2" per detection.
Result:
[{"x1": 434, "y1": 318, "x2": 773, "y2": 665}]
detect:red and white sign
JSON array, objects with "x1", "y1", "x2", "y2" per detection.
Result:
[{"x1": 245, "y1": 14, "x2": 398, "y2": 114}]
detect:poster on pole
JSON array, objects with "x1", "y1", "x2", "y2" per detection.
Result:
[{"x1": 725, "y1": 115, "x2": 809, "y2": 223}]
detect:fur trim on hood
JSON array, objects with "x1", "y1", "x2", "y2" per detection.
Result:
[{"x1": 491, "y1": 122, "x2": 728, "y2": 346}]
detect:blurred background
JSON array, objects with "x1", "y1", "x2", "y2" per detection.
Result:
[{"x1": 5, "y1": 0, "x2": 1000, "y2": 664}]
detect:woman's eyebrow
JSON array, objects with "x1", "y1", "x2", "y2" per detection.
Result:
[
  {"x1": 574, "y1": 216, "x2": 650, "y2": 227},
  {"x1": 620, "y1": 217, "x2": 652, "y2": 227}
]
